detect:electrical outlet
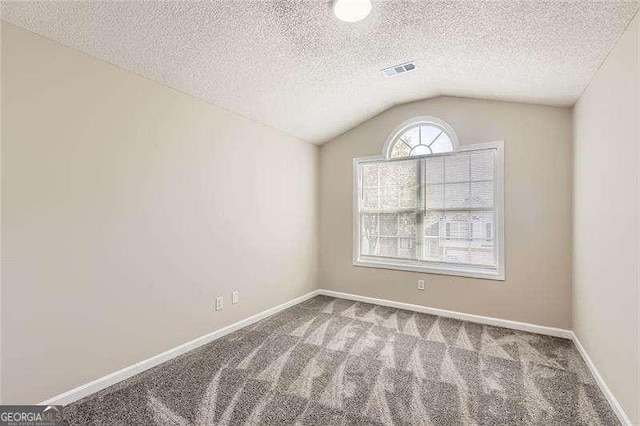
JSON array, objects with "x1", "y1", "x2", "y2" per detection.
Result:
[
  {"x1": 232, "y1": 291, "x2": 239, "y2": 304},
  {"x1": 417, "y1": 279, "x2": 425, "y2": 291},
  {"x1": 215, "y1": 296, "x2": 223, "y2": 311}
]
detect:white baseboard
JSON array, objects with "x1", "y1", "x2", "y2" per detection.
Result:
[
  {"x1": 40, "y1": 287, "x2": 629, "y2": 426},
  {"x1": 571, "y1": 332, "x2": 632, "y2": 426},
  {"x1": 318, "y1": 289, "x2": 573, "y2": 339},
  {"x1": 320, "y1": 289, "x2": 630, "y2": 424},
  {"x1": 39, "y1": 289, "x2": 320, "y2": 406}
]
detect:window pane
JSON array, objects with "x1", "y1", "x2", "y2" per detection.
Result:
[
  {"x1": 436, "y1": 150, "x2": 496, "y2": 209},
  {"x1": 379, "y1": 237, "x2": 398, "y2": 257},
  {"x1": 429, "y1": 211, "x2": 471, "y2": 263},
  {"x1": 425, "y1": 156, "x2": 444, "y2": 184},
  {"x1": 470, "y1": 210, "x2": 495, "y2": 266},
  {"x1": 399, "y1": 213, "x2": 415, "y2": 235},
  {"x1": 426, "y1": 183, "x2": 444, "y2": 209},
  {"x1": 363, "y1": 188, "x2": 379, "y2": 210},
  {"x1": 360, "y1": 212, "x2": 417, "y2": 259},
  {"x1": 390, "y1": 140, "x2": 411, "y2": 158},
  {"x1": 470, "y1": 150, "x2": 495, "y2": 181},
  {"x1": 444, "y1": 182, "x2": 469, "y2": 209},
  {"x1": 444, "y1": 154, "x2": 469, "y2": 183},
  {"x1": 380, "y1": 159, "x2": 417, "y2": 184},
  {"x1": 380, "y1": 186, "x2": 399, "y2": 210},
  {"x1": 361, "y1": 159, "x2": 418, "y2": 212},
  {"x1": 360, "y1": 213, "x2": 379, "y2": 256},
  {"x1": 423, "y1": 211, "x2": 445, "y2": 262},
  {"x1": 470, "y1": 181, "x2": 493, "y2": 208},
  {"x1": 399, "y1": 126, "x2": 420, "y2": 148},
  {"x1": 422, "y1": 210, "x2": 495, "y2": 267},
  {"x1": 419, "y1": 125, "x2": 442, "y2": 145},
  {"x1": 362, "y1": 162, "x2": 380, "y2": 186},
  {"x1": 429, "y1": 132, "x2": 453, "y2": 153},
  {"x1": 379, "y1": 213, "x2": 398, "y2": 236}
]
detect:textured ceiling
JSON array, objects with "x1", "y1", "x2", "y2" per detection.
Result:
[{"x1": 2, "y1": 1, "x2": 639, "y2": 144}]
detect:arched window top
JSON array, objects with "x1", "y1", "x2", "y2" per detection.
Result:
[{"x1": 383, "y1": 116, "x2": 459, "y2": 159}]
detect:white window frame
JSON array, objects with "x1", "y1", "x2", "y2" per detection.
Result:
[{"x1": 352, "y1": 140, "x2": 505, "y2": 281}]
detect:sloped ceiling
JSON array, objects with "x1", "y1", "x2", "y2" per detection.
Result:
[{"x1": 2, "y1": 1, "x2": 639, "y2": 144}]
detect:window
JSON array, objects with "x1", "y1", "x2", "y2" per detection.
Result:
[
  {"x1": 387, "y1": 117, "x2": 456, "y2": 158},
  {"x1": 354, "y1": 116, "x2": 505, "y2": 280}
]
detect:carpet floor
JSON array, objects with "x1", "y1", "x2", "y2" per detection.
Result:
[{"x1": 63, "y1": 295, "x2": 618, "y2": 425}]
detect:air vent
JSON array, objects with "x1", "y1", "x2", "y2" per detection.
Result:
[{"x1": 382, "y1": 61, "x2": 416, "y2": 77}]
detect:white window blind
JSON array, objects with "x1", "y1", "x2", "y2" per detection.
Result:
[{"x1": 354, "y1": 143, "x2": 504, "y2": 280}]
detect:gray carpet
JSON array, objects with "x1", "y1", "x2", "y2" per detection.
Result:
[{"x1": 63, "y1": 295, "x2": 619, "y2": 425}]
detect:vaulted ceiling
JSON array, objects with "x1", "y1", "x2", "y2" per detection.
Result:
[{"x1": 2, "y1": 1, "x2": 639, "y2": 144}]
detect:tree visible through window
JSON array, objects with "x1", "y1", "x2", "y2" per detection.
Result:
[{"x1": 354, "y1": 117, "x2": 504, "y2": 280}]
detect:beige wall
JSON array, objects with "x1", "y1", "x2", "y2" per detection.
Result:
[
  {"x1": 4, "y1": 10, "x2": 637, "y2": 417},
  {"x1": 319, "y1": 97, "x2": 573, "y2": 329},
  {"x1": 573, "y1": 12, "x2": 640, "y2": 424},
  {"x1": 1, "y1": 23, "x2": 318, "y2": 403}
]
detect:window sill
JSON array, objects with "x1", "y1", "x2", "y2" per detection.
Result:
[{"x1": 353, "y1": 257, "x2": 505, "y2": 281}]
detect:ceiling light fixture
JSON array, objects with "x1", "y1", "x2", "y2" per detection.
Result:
[{"x1": 333, "y1": 0, "x2": 372, "y2": 23}]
